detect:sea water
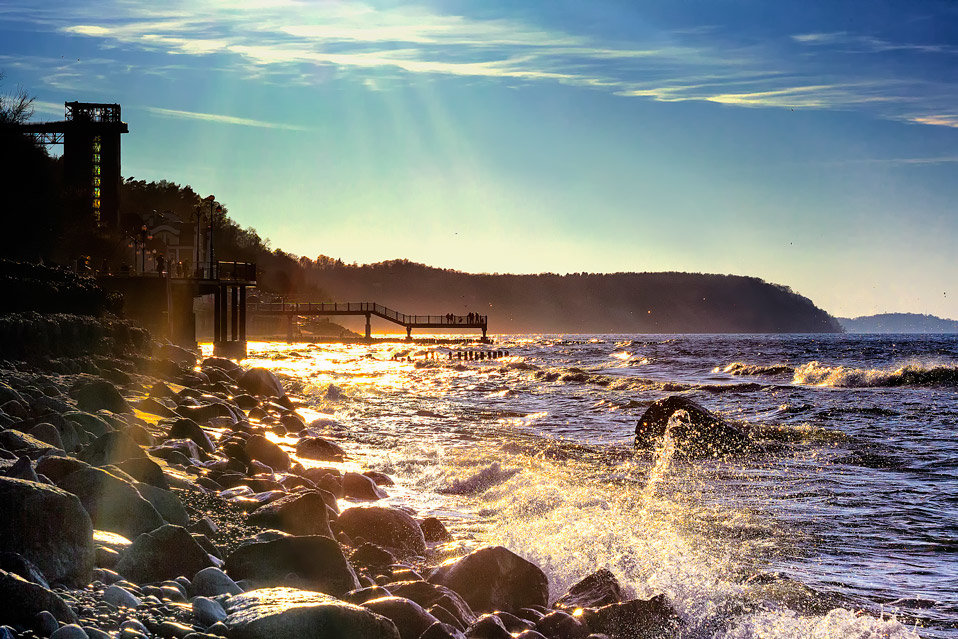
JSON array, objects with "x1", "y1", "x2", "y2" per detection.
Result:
[{"x1": 230, "y1": 333, "x2": 958, "y2": 638}]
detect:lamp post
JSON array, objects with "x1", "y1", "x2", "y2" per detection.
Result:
[{"x1": 206, "y1": 195, "x2": 222, "y2": 280}]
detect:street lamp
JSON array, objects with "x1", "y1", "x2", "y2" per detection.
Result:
[{"x1": 205, "y1": 195, "x2": 222, "y2": 279}]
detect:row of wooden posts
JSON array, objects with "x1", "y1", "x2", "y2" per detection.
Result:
[{"x1": 402, "y1": 350, "x2": 510, "y2": 361}]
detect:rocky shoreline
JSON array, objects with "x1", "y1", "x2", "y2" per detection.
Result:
[{"x1": 0, "y1": 335, "x2": 683, "y2": 639}]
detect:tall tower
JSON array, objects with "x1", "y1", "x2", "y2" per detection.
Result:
[{"x1": 21, "y1": 102, "x2": 129, "y2": 227}]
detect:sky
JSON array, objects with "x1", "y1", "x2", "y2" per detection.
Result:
[{"x1": 1, "y1": 0, "x2": 957, "y2": 318}]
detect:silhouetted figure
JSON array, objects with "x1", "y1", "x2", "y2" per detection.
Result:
[{"x1": 156, "y1": 254, "x2": 165, "y2": 275}]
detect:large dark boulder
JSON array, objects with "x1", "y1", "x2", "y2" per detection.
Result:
[
  {"x1": 0, "y1": 477, "x2": 94, "y2": 587},
  {"x1": 429, "y1": 546, "x2": 548, "y2": 614},
  {"x1": 224, "y1": 535, "x2": 359, "y2": 597},
  {"x1": 295, "y1": 436, "x2": 346, "y2": 462},
  {"x1": 362, "y1": 597, "x2": 440, "y2": 639},
  {"x1": 579, "y1": 595, "x2": 681, "y2": 638},
  {"x1": 343, "y1": 472, "x2": 388, "y2": 500},
  {"x1": 336, "y1": 507, "x2": 426, "y2": 557},
  {"x1": 0, "y1": 569, "x2": 79, "y2": 628},
  {"x1": 167, "y1": 418, "x2": 216, "y2": 453},
  {"x1": 56, "y1": 467, "x2": 166, "y2": 538},
  {"x1": 71, "y1": 380, "x2": 131, "y2": 414},
  {"x1": 244, "y1": 435, "x2": 290, "y2": 472},
  {"x1": 116, "y1": 524, "x2": 215, "y2": 584},
  {"x1": 553, "y1": 568, "x2": 624, "y2": 611},
  {"x1": 78, "y1": 431, "x2": 144, "y2": 466},
  {"x1": 238, "y1": 368, "x2": 286, "y2": 399},
  {"x1": 0, "y1": 429, "x2": 62, "y2": 458},
  {"x1": 224, "y1": 587, "x2": 399, "y2": 639},
  {"x1": 634, "y1": 396, "x2": 753, "y2": 456},
  {"x1": 387, "y1": 581, "x2": 476, "y2": 628},
  {"x1": 246, "y1": 491, "x2": 334, "y2": 538}
]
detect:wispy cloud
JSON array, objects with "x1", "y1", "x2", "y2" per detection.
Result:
[
  {"x1": 6, "y1": 0, "x2": 954, "y2": 128},
  {"x1": 144, "y1": 106, "x2": 309, "y2": 130}
]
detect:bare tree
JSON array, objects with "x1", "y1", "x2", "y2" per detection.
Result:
[{"x1": 0, "y1": 71, "x2": 35, "y2": 125}]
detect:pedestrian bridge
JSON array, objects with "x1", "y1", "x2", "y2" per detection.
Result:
[{"x1": 250, "y1": 301, "x2": 488, "y2": 340}]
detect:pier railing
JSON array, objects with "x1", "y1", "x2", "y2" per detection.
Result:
[{"x1": 250, "y1": 301, "x2": 487, "y2": 327}]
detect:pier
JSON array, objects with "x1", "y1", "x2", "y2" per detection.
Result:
[{"x1": 251, "y1": 301, "x2": 488, "y2": 341}]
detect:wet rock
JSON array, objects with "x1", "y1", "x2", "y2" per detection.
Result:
[
  {"x1": 157, "y1": 621, "x2": 194, "y2": 638},
  {"x1": 35, "y1": 456, "x2": 90, "y2": 483},
  {"x1": 246, "y1": 491, "x2": 334, "y2": 538},
  {"x1": 350, "y1": 543, "x2": 396, "y2": 569},
  {"x1": 0, "y1": 552, "x2": 50, "y2": 589},
  {"x1": 514, "y1": 631, "x2": 548, "y2": 639},
  {"x1": 102, "y1": 584, "x2": 142, "y2": 608},
  {"x1": 193, "y1": 567, "x2": 243, "y2": 597},
  {"x1": 176, "y1": 404, "x2": 237, "y2": 425},
  {"x1": 193, "y1": 596, "x2": 228, "y2": 626},
  {"x1": 579, "y1": 595, "x2": 680, "y2": 639},
  {"x1": 343, "y1": 586, "x2": 393, "y2": 605},
  {"x1": 56, "y1": 467, "x2": 165, "y2": 539},
  {"x1": 167, "y1": 419, "x2": 216, "y2": 453},
  {"x1": 135, "y1": 483, "x2": 189, "y2": 526},
  {"x1": 420, "y1": 622, "x2": 467, "y2": 639},
  {"x1": 224, "y1": 535, "x2": 359, "y2": 597},
  {"x1": 223, "y1": 587, "x2": 399, "y2": 639},
  {"x1": 387, "y1": 581, "x2": 476, "y2": 628},
  {"x1": 342, "y1": 472, "x2": 388, "y2": 500},
  {"x1": 115, "y1": 456, "x2": 168, "y2": 488},
  {"x1": 336, "y1": 507, "x2": 426, "y2": 557},
  {"x1": 36, "y1": 610, "x2": 59, "y2": 636},
  {"x1": 294, "y1": 437, "x2": 345, "y2": 462},
  {"x1": 51, "y1": 625, "x2": 88, "y2": 639},
  {"x1": 634, "y1": 396, "x2": 752, "y2": 457},
  {"x1": 0, "y1": 429, "x2": 62, "y2": 458},
  {"x1": 0, "y1": 569, "x2": 79, "y2": 626},
  {"x1": 493, "y1": 612, "x2": 533, "y2": 634},
  {"x1": 0, "y1": 477, "x2": 94, "y2": 587},
  {"x1": 3, "y1": 455, "x2": 39, "y2": 482},
  {"x1": 63, "y1": 411, "x2": 111, "y2": 439},
  {"x1": 78, "y1": 431, "x2": 144, "y2": 467},
  {"x1": 420, "y1": 517, "x2": 453, "y2": 543},
  {"x1": 27, "y1": 422, "x2": 64, "y2": 450},
  {"x1": 362, "y1": 596, "x2": 440, "y2": 639},
  {"x1": 71, "y1": 380, "x2": 132, "y2": 414},
  {"x1": 243, "y1": 435, "x2": 289, "y2": 472},
  {"x1": 464, "y1": 614, "x2": 511, "y2": 639},
  {"x1": 136, "y1": 398, "x2": 178, "y2": 418},
  {"x1": 115, "y1": 524, "x2": 215, "y2": 584},
  {"x1": 553, "y1": 569, "x2": 624, "y2": 611},
  {"x1": 236, "y1": 369, "x2": 286, "y2": 399},
  {"x1": 429, "y1": 546, "x2": 548, "y2": 614},
  {"x1": 533, "y1": 611, "x2": 589, "y2": 639}
]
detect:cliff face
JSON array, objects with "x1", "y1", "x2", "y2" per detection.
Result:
[{"x1": 309, "y1": 261, "x2": 842, "y2": 334}]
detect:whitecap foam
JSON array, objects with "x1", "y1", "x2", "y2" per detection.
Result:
[{"x1": 793, "y1": 361, "x2": 958, "y2": 388}]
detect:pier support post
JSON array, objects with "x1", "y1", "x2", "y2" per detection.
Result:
[
  {"x1": 239, "y1": 286, "x2": 247, "y2": 343},
  {"x1": 212, "y1": 288, "x2": 221, "y2": 344},
  {"x1": 286, "y1": 315, "x2": 293, "y2": 343},
  {"x1": 231, "y1": 286, "x2": 239, "y2": 341},
  {"x1": 365, "y1": 313, "x2": 372, "y2": 340},
  {"x1": 219, "y1": 286, "x2": 228, "y2": 346},
  {"x1": 406, "y1": 326, "x2": 412, "y2": 341}
]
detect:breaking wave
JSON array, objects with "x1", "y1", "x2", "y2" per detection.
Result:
[
  {"x1": 718, "y1": 362, "x2": 795, "y2": 377},
  {"x1": 793, "y1": 361, "x2": 958, "y2": 388}
]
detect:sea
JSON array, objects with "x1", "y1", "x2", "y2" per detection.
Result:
[{"x1": 225, "y1": 333, "x2": 958, "y2": 638}]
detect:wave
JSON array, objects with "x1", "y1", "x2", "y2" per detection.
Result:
[
  {"x1": 718, "y1": 362, "x2": 795, "y2": 377},
  {"x1": 793, "y1": 361, "x2": 958, "y2": 388}
]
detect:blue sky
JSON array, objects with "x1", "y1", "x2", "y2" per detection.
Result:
[{"x1": 2, "y1": 0, "x2": 957, "y2": 318}]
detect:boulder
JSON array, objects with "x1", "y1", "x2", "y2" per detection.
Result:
[
  {"x1": 246, "y1": 491, "x2": 334, "y2": 538},
  {"x1": 343, "y1": 473, "x2": 388, "y2": 500},
  {"x1": 114, "y1": 456, "x2": 168, "y2": 488},
  {"x1": 553, "y1": 568, "x2": 624, "y2": 611},
  {"x1": 102, "y1": 583, "x2": 141, "y2": 608},
  {"x1": 237, "y1": 369, "x2": 286, "y2": 399},
  {"x1": 421, "y1": 623, "x2": 467, "y2": 639},
  {"x1": 35, "y1": 456, "x2": 91, "y2": 484},
  {"x1": 78, "y1": 431, "x2": 144, "y2": 467},
  {"x1": 0, "y1": 429, "x2": 62, "y2": 458},
  {"x1": 429, "y1": 546, "x2": 548, "y2": 614},
  {"x1": 192, "y1": 566, "x2": 243, "y2": 597},
  {"x1": 63, "y1": 411, "x2": 112, "y2": 439},
  {"x1": 420, "y1": 517, "x2": 453, "y2": 543},
  {"x1": 579, "y1": 595, "x2": 680, "y2": 639},
  {"x1": 350, "y1": 543, "x2": 396, "y2": 569},
  {"x1": 0, "y1": 569, "x2": 79, "y2": 627},
  {"x1": 0, "y1": 477, "x2": 94, "y2": 587},
  {"x1": 135, "y1": 482, "x2": 189, "y2": 526},
  {"x1": 136, "y1": 397, "x2": 178, "y2": 418},
  {"x1": 463, "y1": 614, "x2": 511, "y2": 639},
  {"x1": 27, "y1": 422, "x2": 64, "y2": 450},
  {"x1": 176, "y1": 403, "x2": 238, "y2": 425},
  {"x1": 193, "y1": 596, "x2": 228, "y2": 626},
  {"x1": 634, "y1": 396, "x2": 752, "y2": 456},
  {"x1": 224, "y1": 536, "x2": 359, "y2": 597},
  {"x1": 224, "y1": 587, "x2": 399, "y2": 639},
  {"x1": 387, "y1": 581, "x2": 476, "y2": 628},
  {"x1": 0, "y1": 552, "x2": 50, "y2": 589},
  {"x1": 362, "y1": 597, "x2": 440, "y2": 639},
  {"x1": 71, "y1": 380, "x2": 131, "y2": 414},
  {"x1": 115, "y1": 524, "x2": 215, "y2": 584},
  {"x1": 533, "y1": 611, "x2": 588, "y2": 639},
  {"x1": 336, "y1": 507, "x2": 426, "y2": 557},
  {"x1": 244, "y1": 435, "x2": 290, "y2": 472},
  {"x1": 3, "y1": 456, "x2": 39, "y2": 482},
  {"x1": 56, "y1": 467, "x2": 166, "y2": 538},
  {"x1": 168, "y1": 418, "x2": 216, "y2": 453},
  {"x1": 295, "y1": 437, "x2": 345, "y2": 462}
]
